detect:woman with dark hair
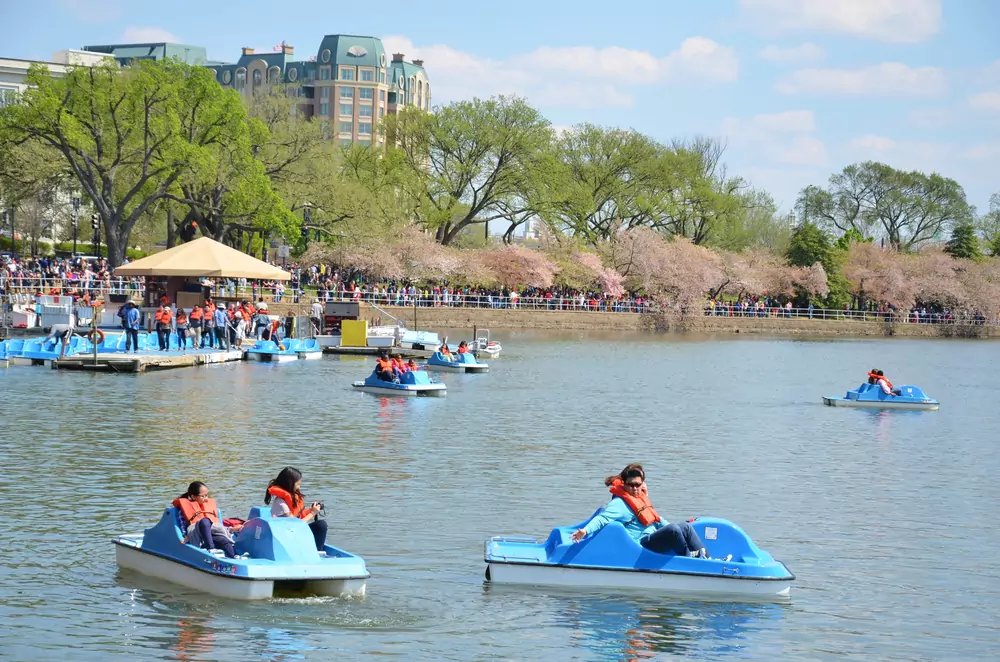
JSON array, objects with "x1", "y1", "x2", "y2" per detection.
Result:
[
  {"x1": 263, "y1": 467, "x2": 328, "y2": 551},
  {"x1": 570, "y1": 463, "x2": 710, "y2": 558},
  {"x1": 173, "y1": 481, "x2": 242, "y2": 558}
]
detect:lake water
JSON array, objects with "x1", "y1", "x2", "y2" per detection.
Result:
[{"x1": 1, "y1": 331, "x2": 998, "y2": 661}]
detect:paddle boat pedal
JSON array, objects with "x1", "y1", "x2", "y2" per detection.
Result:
[
  {"x1": 823, "y1": 383, "x2": 939, "y2": 410},
  {"x1": 114, "y1": 506, "x2": 369, "y2": 600},
  {"x1": 352, "y1": 369, "x2": 447, "y2": 397},
  {"x1": 423, "y1": 351, "x2": 489, "y2": 374},
  {"x1": 485, "y1": 515, "x2": 793, "y2": 599}
]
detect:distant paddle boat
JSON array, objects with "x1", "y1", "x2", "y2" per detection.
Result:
[
  {"x1": 485, "y1": 515, "x2": 793, "y2": 599},
  {"x1": 823, "y1": 383, "x2": 939, "y2": 410},
  {"x1": 352, "y1": 368, "x2": 447, "y2": 397},
  {"x1": 114, "y1": 505, "x2": 369, "y2": 600},
  {"x1": 470, "y1": 329, "x2": 502, "y2": 359},
  {"x1": 423, "y1": 351, "x2": 489, "y2": 374}
]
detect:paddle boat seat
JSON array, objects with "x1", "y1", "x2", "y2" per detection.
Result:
[{"x1": 235, "y1": 508, "x2": 323, "y2": 563}]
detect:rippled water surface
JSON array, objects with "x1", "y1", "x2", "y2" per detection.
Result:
[{"x1": 1, "y1": 331, "x2": 999, "y2": 661}]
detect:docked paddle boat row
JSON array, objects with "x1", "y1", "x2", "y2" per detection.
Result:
[
  {"x1": 352, "y1": 368, "x2": 447, "y2": 396},
  {"x1": 823, "y1": 383, "x2": 939, "y2": 410},
  {"x1": 485, "y1": 514, "x2": 793, "y2": 598},
  {"x1": 424, "y1": 351, "x2": 489, "y2": 374},
  {"x1": 399, "y1": 329, "x2": 441, "y2": 352},
  {"x1": 246, "y1": 338, "x2": 322, "y2": 362},
  {"x1": 115, "y1": 505, "x2": 368, "y2": 600}
]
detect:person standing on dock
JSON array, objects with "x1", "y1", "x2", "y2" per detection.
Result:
[
  {"x1": 154, "y1": 303, "x2": 172, "y2": 351},
  {"x1": 124, "y1": 302, "x2": 140, "y2": 353},
  {"x1": 189, "y1": 305, "x2": 204, "y2": 349},
  {"x1": 214, "y1": 304, "x2": 229, "y2": 350}
]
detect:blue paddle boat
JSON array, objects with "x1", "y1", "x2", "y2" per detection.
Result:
[
  {"x1": 114, "y1": 505, "x2": 369, "y2": 600},
  {"x1": 246, "y1": 339, "x2": 299, "y2": 363},
  {"x1": 423, "y1": 351, "x2": 489, "y2": 374},
  {"x1": 485, "y1": 514, "x2": 794, "y2": 598},
  {"x1": 352, "y1": 368, "x2": 447, "y2": 396},
  {"x1": 294, "y1": 338, "x2": 323, "y2": 359},
  {"x1": 823, "y1": 383, "x2": 939, "y2": 410}
]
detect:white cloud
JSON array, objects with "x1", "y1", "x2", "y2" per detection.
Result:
[
  {"x1": 851, "y1": 134, "x2": 897, "y2": 151},
  {"x1": 739, "y1": 0, "x2": 941, "y2": 43},
  {"x1": 381, "y1": 35, "x2": 738, "y2": 110},
  {"x1": 775, "y1": 62, "x2": 947, "y2": 97},
  {"x1": 759, "y1": 43, "x2": 825, "y2": 63},
  {"x1": 722, "y1": 110, "x2": 828, "y2": 166},
  {"x1": 121, "y1": 27, "x2": 181, "y2": 43},
  {"x1": 968, "y1": 91, "x2": 1000, "y2": 111}
]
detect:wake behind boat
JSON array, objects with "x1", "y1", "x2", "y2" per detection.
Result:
[
  {"x1": 485, "y1": 515, "x2": 793, "y2": 599},
  {"x1": 114, "y1": 505, "x2": 369, "y2": 600}
]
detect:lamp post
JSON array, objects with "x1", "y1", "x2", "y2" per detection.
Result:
[
  {"x1": 91, "y1": 213, "x2": 100, "y2": 258},
  {"x1": 301, "y1": 202, "x2": 313, "y2": 248},
  {"x1": 71, "y1": 197, "x2": 80, "y2": 255}
]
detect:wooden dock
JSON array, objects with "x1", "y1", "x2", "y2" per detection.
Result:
[
  {"x1": 53, "y1": 350, "x2": 246, "y2": 373},
  {"x1": 322, "y1": 346, "x2": 435, "y2": 359}
]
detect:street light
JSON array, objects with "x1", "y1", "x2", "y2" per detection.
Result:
[
  {"x1": 301, "y1": 202, "x2": 313, "y2": 248},
  {"x1": 91, "y1": 213, "x2": 100, "y2": 258},
  {"x1": 71, "y1": 197, "x2": 80, "y2": 255}
]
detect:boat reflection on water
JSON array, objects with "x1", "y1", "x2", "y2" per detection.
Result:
[
  {"x1": 118, "y1": 569, "x2": 317, "y2": 661},
  {"x1": 564, "y1": 596, "x2": 787, "y2": 660},
  {"x1": 485, "y1": 584, "x2": 788, "y2": 660}
]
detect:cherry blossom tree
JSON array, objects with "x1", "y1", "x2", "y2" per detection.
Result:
[
  {"x1": 843, "y1": 242, "x2": 912, "y2": 309},
  {"x1": 478, "y1": 245, "x2": 557, "y2": 289}
]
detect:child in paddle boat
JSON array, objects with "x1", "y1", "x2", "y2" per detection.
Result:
[
  {"x1": 264, "y1": 466, "x2": 328, "y2": 552},
  {"x1": 440, "y1": 344, "x2": 454, "y2": 361},
  {"x1": 570, "y1": 463, "x2": 712, "y2": 559},
  {"x1": 174, "y1": 482, "x2": 243, "y2": 558}
]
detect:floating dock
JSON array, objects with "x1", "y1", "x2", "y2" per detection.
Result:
[{"x1": 53, "y1": 349, "x2": 246, "y2": 373}]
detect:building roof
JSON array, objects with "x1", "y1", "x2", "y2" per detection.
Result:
[
  {"x1": 114, "y1": 237, "x2": 291, "y2": 280},
  {"x1": 316, "y1": 35, "x2": 386, "y2": 69},
  {"x1": 82, "y1": 42, "x2": 207, "y2": 66}
]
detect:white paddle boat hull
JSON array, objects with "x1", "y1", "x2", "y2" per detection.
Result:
[
  {"x1": 822, "y1": 397, "x2": 939, "y2": 410},
  {"x1": 486, "y1": 561, "x2": 792, "y2": 598},
  {"x1": 248, "y1": 352, "x2": 299, "y2": 363},
  {"x1": 351, "y1": 382, "x2": 447, "y2": 397},
  {"x1": 115, "y1": 538, "x2": 367, "y2": 600}
]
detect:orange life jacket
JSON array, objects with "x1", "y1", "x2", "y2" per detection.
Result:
[
  {"x1": 189, "y1": 308, "x2": 204, "y2": 321},
  {"x1": 267, "y1": 486, "x2": 308, "y2": 519},
  {"x1": 867, "y1": 372, "x2": 894, "y2": 389},
  {"x1": 172, "y1": 496, "x2": 220, "y2": 527},
  {"x1": 377, "y1": 357, "x2": 393, "y2": 372},
  {"x1": 608, "y1": 478, "x2": 661, "y2": 527},
  {"x1": 176, "y1": 312, "x2": 188, "y2": 325},
  {"x1": 457, "y1": 346, "x2": 467, "y2": 354},
  {"x1": 392, "y1": 357, "x2": 408, "y2": 372}
]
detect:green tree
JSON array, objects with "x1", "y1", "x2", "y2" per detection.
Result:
[
  {"x1": 786, "y1": 221, "x2": 833, "y2": 270},
  {"x1": 384, "y1": 96, "x2": 553, "y2": 245},
  {"x1": 796, "y1": 162, "x2": 971, "y2": 251},
  {"x1": 978, "y1": 192, "x2": 1000, "y2": 256},
  {"x1": 0, "y1": 60, "x2": 270, "y2": 266},
  {"x1": 944, "y1": 220, "x2": 982, "y2": 260}
]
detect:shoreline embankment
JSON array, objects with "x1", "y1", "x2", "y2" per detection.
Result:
[{"x1": 262, "y1": 302, "x2": 998, "y2": 339}]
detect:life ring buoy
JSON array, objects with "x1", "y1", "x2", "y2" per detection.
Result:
[{"x1": 87, "y1": 329, "x2": 106, "y2": 345}]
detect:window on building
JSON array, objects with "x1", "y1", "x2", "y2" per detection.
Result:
[
  {"x1": 425, "y1": 84, "x2": 431, "y2": 110},
  {"x1": 359, "y1": 87, "x2": 373, "y2": 100},
  {"x1": 0, "y1": 86, "x2": 19, "y2": 107},
  {"x1": 340, "y1": 138, "x2": 352, "y2": 147},
  {"x1": 268, "y1": 66, "x2": 281, "y2": 83},
  {"x1": 379, "y1": 107, "x2": 384, "y2": 119},
  {"x1": 417, "y1": 80, "x2": 423, "y2": 108},
  {"x1": 360, "y1": 69, "x2": 374, "y2": 82},
  {"x1": 252, "y1": 70, "x2": 262, "y2": 86},
  {"x1": 340, "y1": 87, "x2": 354, "y2": 99},
  {"x1": 379, "y1": 89, "x2": 386, "y2": 101},
  {"x1": 379, "y1": 70, "x2": 386, "y2": 84},
  {"x1": 339, "y1": 103, "x2": 352, "y2": 116},
  {"x1": 319, "y1": 103, "x2": 329, "y2": 116},
  {"x1": 320, "y1": 66, "x2": 331, "y2": 80},
  {"x1": 359, "y1": 105, "x2": 373, "y2": 118},
  {"x1": 359, "y1": 138, "x2": 372, "y2": 146},
  {"x1": 306, "y1": 68, "x2": 315, "y2": 81},
  {"x1": 340, "y1": 68, "x2": 354, "y2": 81},
  {"x1": 339, "y1": 120, "x2": 353, "y2": 133},
  {"x1": 235, "y1": 68, "x2": 247, "y2": 90},
  {"x1": 320, "y1": 86, "x2": 330, "y2": 100},
  {"x1": 358, "y1": 122, "x2": 372, "y2": 135}
]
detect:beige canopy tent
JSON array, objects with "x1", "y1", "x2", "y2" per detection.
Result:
[{"x1": 114, "y1": 237, "x2": 291, "y2": 280}]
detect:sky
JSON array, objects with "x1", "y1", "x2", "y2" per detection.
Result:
[{"x1": 1, "y1": 0, "x2": 998, "y2": 213}]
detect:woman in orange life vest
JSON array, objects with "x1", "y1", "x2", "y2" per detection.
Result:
[
  {"x1": 375, "y1": 351, "x2": 399, "y2": 382},
  {"x1": 868, "y1": 368, "x2": 902, "y2": 396},
  {"x1": 570, "y1": 463, "x2": 710, "y2": 558},
  {"x1": 173, "y1": 482, "x2": 243, "y2": 558},
  {"x1": 264, "y1": 467, "x2": 328, "y2": 551},
  {"x1": 457, "y1": 341, "x2": 468, "y2": 354},
  {"x1": 391, "y1": 353, "x2": 409, "y2": 374}
]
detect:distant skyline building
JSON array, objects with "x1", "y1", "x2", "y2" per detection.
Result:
[
  {"x1": 82, "y1": 34, "x2": 431, "y2": 147},
  {"x1": 0, "y1": 49, "x2": 112, "y2": 107}
]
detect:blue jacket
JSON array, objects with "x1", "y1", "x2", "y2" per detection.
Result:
[
  {"x1": 580, "y1": 497, "x2": 666, "y2": 543},
  {"x1": 125, "y1": 307, "x2": 141, "y2": 330}
]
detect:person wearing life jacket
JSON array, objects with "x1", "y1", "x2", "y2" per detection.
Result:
[
  {"x1": 457, "y1": 341, "x2": 468, "y2": 354},
  {"x1": 570, "y1": 463, "x2": 714, "y2": 559},
  {"x1": 263, "y1": 467, "x2": 327, "y2": 552},
  {"x1": 173, "y1": 481, "x2": 243, "y2": 558},
  {"x1": 175, "y1": 308, "x2": 190, "y2": 349},
  {"x1": 868, "y1": 369, "x2": 902, "y2": 396},
  {"x1": 407, "y1": 359, "x2": 419, "y2": 371},
  {"x1": 391, "y1": 353, "x2": 409, "y2": 374},
  {"x1": 154, "y1": 303, "x2": 172, "y2": 350},
  {"x1": 189, "y1": 305, "x2": 204, "y2": 349},
  {"x1": 375, "y1": 353, "x2": 398, "y2": 382}
]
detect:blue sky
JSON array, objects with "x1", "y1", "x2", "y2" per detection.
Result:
[{"x1": 1, "y1": 0, "x2": 998, "y2": 212}]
